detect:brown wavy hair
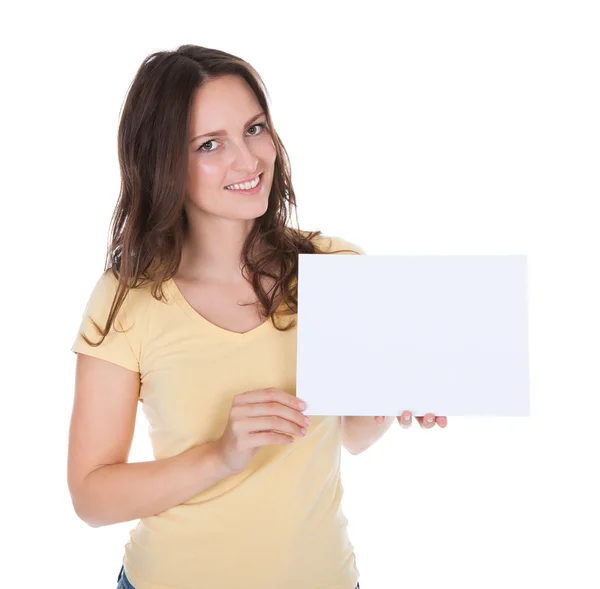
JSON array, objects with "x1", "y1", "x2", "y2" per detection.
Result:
[{"x1": 81, "y1": 44, "x2": 357, "y2": 347}]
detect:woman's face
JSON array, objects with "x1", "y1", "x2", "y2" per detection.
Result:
[{"x1": 185, "y1": 74, "x2": 277, "y2": 222}]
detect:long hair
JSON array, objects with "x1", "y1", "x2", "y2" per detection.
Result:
[{"x1": 81, "y1": 44, "x2": 356, "y2": 347}]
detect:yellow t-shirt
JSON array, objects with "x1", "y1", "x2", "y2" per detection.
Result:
[{"x1": 70, "y1": 233, "x2": 365, "y2": 589}]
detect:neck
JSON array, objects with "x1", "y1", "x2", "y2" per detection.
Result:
[{"x1": 178, "y1": 217, "x2": 257, "y2": 284}]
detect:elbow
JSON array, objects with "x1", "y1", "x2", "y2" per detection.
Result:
[
  {"x1": 77, "y1": 510, "x2": 107, "y2": 528},
  {"x1": 71, "y1": 496, "x2": 106, "y2": 528},
  {"x1": 342, "y1": 442, "x2": 366, "y2": 456},
  {"x1": 70, "y1": 473, "x2": 112, "y2": 528},
  {"x1": 73, "y1": 505, "x2": 100, "y2": 528}
]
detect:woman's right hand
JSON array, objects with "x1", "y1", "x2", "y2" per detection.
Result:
[{"x1": 213, "y1": 387, "x2": 310, "y2": 475}]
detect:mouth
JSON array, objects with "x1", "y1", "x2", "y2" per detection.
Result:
[{"x1": 223, "y1": 172, "x2": 264, "y2": 195}]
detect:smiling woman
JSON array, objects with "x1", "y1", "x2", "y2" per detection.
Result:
[
  {"x1": 182, "y1": 74, "x2": 277, "y2": 232},
  {"x1": 68, "y1": 44, "x2": 363, "y2": 589}
]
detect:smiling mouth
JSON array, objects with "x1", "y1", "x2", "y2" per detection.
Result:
[{"x1": 224, "y1": 173, "x2": 263, "y2": 190}]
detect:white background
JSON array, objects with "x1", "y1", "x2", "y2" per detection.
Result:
[{"x1": 2, "y1": 1, "x2": 599, "y2": 587}]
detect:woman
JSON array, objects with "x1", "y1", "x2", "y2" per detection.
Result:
[{"x1": 67, "y1": 44, "x2": 445, "y2": 589}]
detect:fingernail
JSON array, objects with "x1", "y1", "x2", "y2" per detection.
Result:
[
  {"x1": 427, "y1": 417, "x2": 434, "y2": 422},
  {"x1": 298, "y1": 401, "x2": 307, "y2": 410},
  {"x1": 404, "y1": 414, "x2": 411, "y2": 420}
]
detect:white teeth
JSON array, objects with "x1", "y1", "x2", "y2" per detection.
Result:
[{"x1": 225, "y1": 174, "x2": 260, "y2": 190}]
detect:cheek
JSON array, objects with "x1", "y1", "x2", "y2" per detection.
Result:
[
  {"x1": 196, "y1": 160, "x2": 225, "y2": 185},
  {"x1": 262, "y1": 136, "x2": 277, "y2": 165}
]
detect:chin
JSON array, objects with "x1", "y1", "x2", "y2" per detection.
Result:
[{"x1": 224, "y1": 200, "x2": 270, "y2": 221}]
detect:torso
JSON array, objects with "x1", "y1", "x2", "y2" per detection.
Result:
[{"x1": 171, "y1": 273, "x2": 282, "y2": 334}]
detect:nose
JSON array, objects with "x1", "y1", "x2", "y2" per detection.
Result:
[{"x1": 230, "y1": 140, "x2": 259, "y2": 174}]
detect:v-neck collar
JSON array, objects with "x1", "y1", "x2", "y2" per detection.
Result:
[{"x1": 166, "y1": 277, "x2": 276, "y2": 341}]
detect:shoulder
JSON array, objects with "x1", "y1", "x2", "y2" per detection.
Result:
[
  {"x1": 83, "y1": 269, "x2": 120, "y2": 312},
  {"x1": 86, "y1": 268, "x2": 154, "y2": 321},
  {"x1": 307, "y1": 232, "x2": 366, "y2": 255}
]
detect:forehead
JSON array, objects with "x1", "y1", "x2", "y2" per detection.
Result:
[{"x1": 189, "y1": 75, "x2": 262, "y2": 130}]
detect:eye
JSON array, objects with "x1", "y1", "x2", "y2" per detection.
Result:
[
  {"x1": 196, "y1": 121, "x2": 268, "y2": 153},
  {"x1": 247, "y1": 122, "x2": 267, "y2": 136},
  {"x1": 198, "y1": 139, "x2": 218, "y2": 153}
]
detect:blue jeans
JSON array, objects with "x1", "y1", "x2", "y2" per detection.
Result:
[
  {"x1": 116, "y1": 565, "x2": 135, "y2": 588},
  {"x1": 117, "y1": 564, "x2": 360, "y2": 588}
]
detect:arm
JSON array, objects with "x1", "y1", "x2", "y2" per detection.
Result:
[
  {"x1": 68, "y1": 353, "x2": 232, "y2": 528},
  {"x1": 341, "y1": 416, "x2": 395, "y2": 455},
  {"x1": 74, "y1": 440, "x2": 230, "y2": 528}
]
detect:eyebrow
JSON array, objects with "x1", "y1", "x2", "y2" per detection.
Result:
[{"x1": 189, "y1": 112, "x2": 266, "y2": 143}]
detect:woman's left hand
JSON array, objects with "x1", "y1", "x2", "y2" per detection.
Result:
[{"x1": 374, "y1": 412, "x2": 448, "y2": 429}]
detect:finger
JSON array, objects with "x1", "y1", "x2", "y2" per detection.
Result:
[
  {"x1": 235, "y1": 387, "x2": 307, "y2": 413},
  {"x1": 436, "y1": 416, "x2": 448, "y2": 428},
  {"x1": 397, "y1": 411, "x2": 412, "y2": 428},
  {"x1": 243, "y1": 402, "x2": 311, "y2": 430},
  {"x1": 420, "y1": 413, "x2": 436, "y2": 429},
  {"x1": 375, "y1": 416, "x2": 385, "y2": 424},
  {"x1": 246, "y1": 415, "x2": 307, "y2": 437}
]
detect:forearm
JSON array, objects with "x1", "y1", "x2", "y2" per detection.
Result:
[
  {"x1": 341, "y1": 416, "x2": 395, "y2": 455},
  {"x1": 74, "y1": 441, "x2": 231, "y2": 528}
]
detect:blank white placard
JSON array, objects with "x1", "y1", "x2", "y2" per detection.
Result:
[{"x1": 296, "y1": 255, "x2": 530, "y2": 417}]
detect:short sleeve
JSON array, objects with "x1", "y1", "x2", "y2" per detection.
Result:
[
  {"x1": 70, "y1": 270, "x2": 140, "y2": 373},
  {"x1": 324, "y1": 235, "x2": 367, "y2": 255},
  {"x1": 340, "y1": 238, "x2": 366, "y2": 255}
]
